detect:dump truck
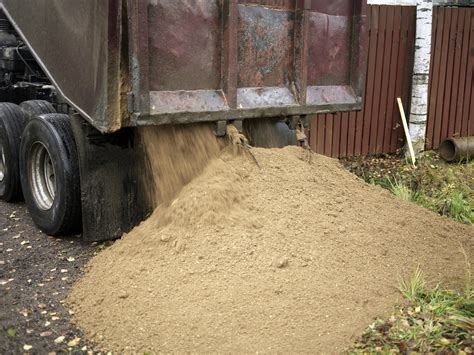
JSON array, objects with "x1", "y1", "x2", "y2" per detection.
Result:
[{"x1": 0, "y1": 0, "x2": 368, "y2": 241}]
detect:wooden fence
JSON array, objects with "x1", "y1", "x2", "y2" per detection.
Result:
[
  {"x1": 308, "y1": 5, "x2": 416, "y2": 157},
  {"x1": 426, "y1": 6, "x2": 474, "y2": 150}
]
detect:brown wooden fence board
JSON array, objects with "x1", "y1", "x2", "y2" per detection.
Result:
[
  {"x1": 426, "y1": 6, "x2": 474, "y2": 150},
  {"x1": 397, "y1": 7, "x2": 413, "y2": 152},
  {"x1": 371, "y1": 5, "x2": 385, "y2": 153},
  {"x1": 426, "y1": 8, "x2": 443, "y2": 149},
  {"x1": 433, "y1": 9, "x2": 450, "y2": 149},
  {"x1": 383, "y1": 6, "x2": 401, "y2": 154},
  {"x1": 333, "y1": 114, "x2": 339, "y2": 157},
  {"x1": 470, "y1": 81, "x2": 474, "y2": 138},
  {"x1": 465, "y1": 9, "x2": 474, "y2": 137},
  {"x1": 316, "y1": 116, "x2": 325, "y2": 154},
  {"x1": 309, "y1": 5, "x2": 416, "y2": 157},
  {"x1": 348, "y1": 111, "x2": 357, "y2": 156},
  {"x1": 448, "y1": 9, "x2": 465, "y2": 138},
  {"x1": 361, "y1": 5, "x2": 379, "y2": 156},
  {"x1": 382, "y1": 5, "x2": 395, "y2": 153},
  {"x1": 324, "y1": 115, "x2": 333, "y2": 156},
  {"x1": 390, "y1": 6, "x2": 410, "y2": 152},
  {"x1": 454, "y1": 10, "x2": 470, "y2": 136},
  {"x1": 340, "y1": 112, "x2": 349, "y2": 157},
  {"x1": 397, "y1": 6, "x2": 417, "y2": 149},
  {"x1": 441, "y1": 8, "x2": 457, "y2": 146},
  {"x1": 369, "y1": 6, "x2": 385, "y2": 154},
  {"x1": 470, "y1": 80, "x2": 474, "y2": 138}
]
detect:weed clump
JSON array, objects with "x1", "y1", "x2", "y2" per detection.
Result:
[
  {"x1": 398, "y1": 265, "x2": 426, "y2": 302},
  {"x1": 351, "y1": 264, "x2": 474, "y2": 354}
]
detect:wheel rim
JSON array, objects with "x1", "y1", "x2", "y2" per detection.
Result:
[
  {"x1": 29, "y1": 142, "x2": 56, "y2": 210},
  {"x1": 0, "y1": 141, "x2": 5, "y2": 183}
]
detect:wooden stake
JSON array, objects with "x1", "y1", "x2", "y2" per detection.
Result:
[{"x1": 397, "y1": 97, "x2": 416, "y2": 167}]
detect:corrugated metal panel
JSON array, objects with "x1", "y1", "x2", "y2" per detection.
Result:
[
  {"x1": 309, "y1": 5, "x2": 416, "y2": 157},
  {"x1": 426, "y1": 6, "x2": 474, "y2": 150}
]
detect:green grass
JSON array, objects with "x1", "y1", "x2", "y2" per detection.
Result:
[
  {"x1": 443, "y1": 192, "x2": 473, "y2": 224},
  {"x1": 343, "y1": 152, "x2": 473, "y2": 225},
  {"x1": 350, "y1": 265, "x2": 474, "y2": 354}
]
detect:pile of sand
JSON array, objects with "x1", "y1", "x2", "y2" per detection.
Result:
[{"x1": 69, "y1": 132, "x2": 473, "y2": 353}]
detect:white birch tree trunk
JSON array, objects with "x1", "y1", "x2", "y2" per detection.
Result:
[{"x1": 409, "y1": 1, "x2": 433, "y2": 154}]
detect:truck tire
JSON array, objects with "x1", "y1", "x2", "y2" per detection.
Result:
[
  {"x1": 0, "y1": 103, "x2": 25, "y2": 201},
  {"x1": 20, "y1": 114, "x2": 82, "y2": 236},
  {"x1": 20, "y1": 100, "x2": 56, "y2": 123}
]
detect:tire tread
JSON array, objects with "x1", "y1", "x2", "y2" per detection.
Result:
[{"x1": 0, "y1": 103, "x2": 26, "y2": 201}]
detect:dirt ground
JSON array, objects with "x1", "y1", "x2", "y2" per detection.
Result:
[
  {"x1": 0, "y1": 201, "x2": 96, "y2": 353},
  {"x1": 69, "y1": 146, "x2": 474, "y2": 353}
]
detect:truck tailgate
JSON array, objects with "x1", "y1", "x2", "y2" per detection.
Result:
[{"x1": 134, "y1": 0, "x2": 368, "y2": 126}]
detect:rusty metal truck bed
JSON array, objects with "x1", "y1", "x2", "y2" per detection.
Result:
[{"x1": 0, "y1": 0, "x2": 368, "y2": 133}]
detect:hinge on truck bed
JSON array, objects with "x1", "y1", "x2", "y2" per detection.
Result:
[
  {"x1": 127, "y1": 92, "x2": 134, "y2": 114},
  {"x1": 214, "y1": 120, "x2": 227, "y2": 137}
]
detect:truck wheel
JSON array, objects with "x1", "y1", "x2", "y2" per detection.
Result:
[
  {"x1": 0, "y1": 103, "x2": 25, "y2": 201},
  {"x1": 20, "y1": 114, "x2": 82, "y2": 236},
  {"x1": 20, "y1": 100, "x2": 56, "y2": 123}
]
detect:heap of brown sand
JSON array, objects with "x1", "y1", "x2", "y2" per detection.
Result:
[{"x1": 69, "y1": 134, "x2": 473, "y2": 353}]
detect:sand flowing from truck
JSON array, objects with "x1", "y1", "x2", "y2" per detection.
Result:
[
  {"x1": 140, "y1": 124, "x2": 223, "y2": 207},
  {"x1": 69, "y1": 126, "x2": 473, "y2": 353}
]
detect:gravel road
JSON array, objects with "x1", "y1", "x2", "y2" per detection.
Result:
[{"x1": 0, "y1": 200, "x2": 99, "y2": 353}]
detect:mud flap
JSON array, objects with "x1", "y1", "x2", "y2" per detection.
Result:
[{"x1": 70, "y1": 114, "x2": 153, "y2": 242}]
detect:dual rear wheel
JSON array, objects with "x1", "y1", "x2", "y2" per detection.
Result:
[{"x1": 0, "y1": 101, "x2": 81, "y2": 235}]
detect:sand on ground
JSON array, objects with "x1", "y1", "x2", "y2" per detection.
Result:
[{"x1": 69, "y1": 127, "x2": 473, "y2": 353}]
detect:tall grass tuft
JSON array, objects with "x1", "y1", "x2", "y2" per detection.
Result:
[
  {"x1": 389, "y1": 179, "x2": 414, "y2": 202},
  {"x1": 398, "y1": 265, "x2": 426, "y2": 302}
]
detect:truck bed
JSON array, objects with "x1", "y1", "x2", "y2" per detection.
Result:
[{"x1": 0, "y1": 0, "x2": 368, "y2": 133}]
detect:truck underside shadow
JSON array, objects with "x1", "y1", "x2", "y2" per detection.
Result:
[{"x1": 70, "y1": 115, "x2": 153, "y2": 242}]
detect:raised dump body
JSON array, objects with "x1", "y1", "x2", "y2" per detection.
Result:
[
  {"x1": 1, "y1": 0, "x2": 368, "y2": 133},
  {"x1": 0, "y1": 0, "x2": 369, "y2": 241}
]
